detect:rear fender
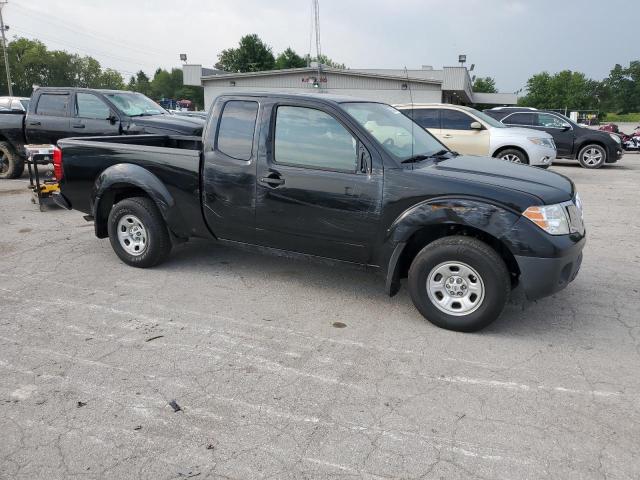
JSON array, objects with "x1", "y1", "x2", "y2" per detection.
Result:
[{"x1": 92, "y1": 163, "x2": 179, "y2": 238}]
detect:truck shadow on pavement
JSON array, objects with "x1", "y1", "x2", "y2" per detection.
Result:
[{"x1": 151, "y1": 238, "x2": 584, "y2": 337}]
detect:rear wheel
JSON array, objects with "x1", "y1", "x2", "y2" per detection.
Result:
[
  {"x1": 497, "y1": 148, "x2": 528, "y2": 164},
  {"x1": 577, "y1": 144, "x2": 606, "y2": 168},
  {"x1": 408, "y1": 236, "x2": 510, "y2": 332},
  {"x1": 0, "y1": 141, "x2": 25, "y2": 179},
  {"x1": 107, "y1": 197, "x2": 171, "y2": 268}
]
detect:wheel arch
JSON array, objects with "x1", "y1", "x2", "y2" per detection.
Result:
[
  {"x1": 574, "y1": 139, "x2": 606, "y2": 159},
  {"x1": 384, "y1": 198, "x2": 522, "y2": 296},
  {"x1": 92, "y1": 164, "x2": 180, "y2": 239},
  {"x1": 492, "y1": 145, "x2": 529, "y2": 163}
]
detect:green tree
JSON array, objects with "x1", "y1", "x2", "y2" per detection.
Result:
[
  {"x1": 519, "y1": 70, "x2": 598, "y2": 110},
  {"x1": 215, "y1": 34, "x2": 275, "y2": 72},
  {"x1": 128, "y1": 70, "x2": 152, "y2": 96},
  {"x1": 472, "y1": 76, "x2": 497, "y2": 93},
  {"x1": 275, "y1": 47, "x2": 306, "y2": 69},
  {"x1": 0, "y1": 37, "x2": 125, "y2": 96},
  {"x1": 97, "y1": 69, "x2": 125, "y2": 90}
]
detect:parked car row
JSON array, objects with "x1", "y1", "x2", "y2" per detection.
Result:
[
  {"x1": 0, "y1": 88, "x2": 205, "y2": 179},
  {"x1": 483, "y1": 107, "x2": 623, "y2": 168},
  {"x1": 395, "y1": 103, "x2": 556, "y2": 168}
]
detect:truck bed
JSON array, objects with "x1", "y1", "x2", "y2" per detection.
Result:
[
  {"x1": 61, "y1": 134, "x2": 202, "y2": 151},
  {"x1": 57, "y1": 134, "x2": 209, "y2": 239}
]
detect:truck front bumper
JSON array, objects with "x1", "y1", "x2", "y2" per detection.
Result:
[{"x1": 514, "y1": 236, "x2": 585, "y2": 301}]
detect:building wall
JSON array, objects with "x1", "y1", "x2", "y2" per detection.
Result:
[{"x1": 202, "y1": 71, "x2": 442, "y2": 108}]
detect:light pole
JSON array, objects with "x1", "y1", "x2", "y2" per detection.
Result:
[{"x1": 0, "y1": 1, "x2": 12, "y2": 96}]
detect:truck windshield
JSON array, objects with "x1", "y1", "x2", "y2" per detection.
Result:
[
  {"x1": 104, "y1": 92, "x2": 166, "y2": 117},
  {"x1": 342, "y1": 102, "x2": 446, "y2": 162}
]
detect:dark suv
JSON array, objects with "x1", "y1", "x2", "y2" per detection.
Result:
[{"x1": 484, "y1": 107, "x2": 623, "y2": 169}]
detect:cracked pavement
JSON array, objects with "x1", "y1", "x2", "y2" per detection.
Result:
[{"x1": 1, "y1": 157, "x2": 639, "y2": 479}]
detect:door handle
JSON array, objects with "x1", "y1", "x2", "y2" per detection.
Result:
[
  {"x1": 442, "y1": 134, "x2": 453, "y2": 138},
  {"x1": 258, "y1": 175, "x2": 285, "y2": 187},
  {"x1": 72, "y1": 124, "x2": 85, "y2": 129},
  {"x1": 29, "y1": 121, "x2": 41, "y2": 126}
]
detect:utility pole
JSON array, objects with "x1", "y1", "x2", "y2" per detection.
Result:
[{"x1": 0, "y1": 0, "x2": 12, "y2": 96}]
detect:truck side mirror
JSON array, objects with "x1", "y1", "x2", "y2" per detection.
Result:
[{"x1": 108, "y1": 112, "x2": 118, "y2": 125}]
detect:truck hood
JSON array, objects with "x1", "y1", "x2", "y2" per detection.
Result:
[
  {"x1": 414, "y1": 155, "x2": 574, "y2": 205},
  {"x1": 127, "y1": 114, "x2": 204, "y2": 135}
]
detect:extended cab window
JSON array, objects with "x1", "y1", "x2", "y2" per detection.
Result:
[
  {"x1": 216, "y1": 100, "x2": 259, "y2": 160},
  {"x1": 441, "y1": 109, "x2": 475, "y2": 130},
  {"x1": 504, "y1": 112, "x2": 534, "y2": 126},
  {"x1": 412, "y1": 109, "x2": 441, "y2": 129},
  {"x1": 275, "y1": 106, "x2": 357, "y2": 172},
  {"x1": 36, "y1": 93, "x2": 69, "y2": 116},
  {"x1": 76, "y1": 93, "x2": 110, "y2": 119}
]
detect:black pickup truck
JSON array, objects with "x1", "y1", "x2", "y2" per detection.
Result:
[
  {"x1": 54, "y1": 93, "x2": 586, "y2": 332},
  {"x1": 0, "y1": 87, "x2": 204, "y2": 179}
]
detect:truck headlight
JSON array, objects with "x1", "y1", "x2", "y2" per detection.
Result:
[
  {"x1": 609, "y1": 133, "x2": 621, "y2": 144},
  {"x1": 522, "y1": 204, "x2": 570, "y2": 235},
  {"x1": 528, "y1": 137, "x2": 555, "y2": 149}
]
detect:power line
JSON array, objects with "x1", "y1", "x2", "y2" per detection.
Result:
[
  {"x1": 10, "y1": 2, "x2": 167, "y2": 58},
  {"x1": 12, "y1": 27, "x2": 158, "y2": 75}
]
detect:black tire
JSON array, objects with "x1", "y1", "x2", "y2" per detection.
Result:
[
  {"x1": 496, "y1": 148, "x2": 528, "y2": 165},
  {"x1": 107, "y1": 196, "x2": 171, "y2": 268},
  {"x1": 577, "y1": 144, "x2": 606, "y2": 169},
  {"x1": 0, "y1": 141, "x2": 25, "y2": 179},
  {"x1": 408, "y1": 236, "x2": 510, "y2": 332}
]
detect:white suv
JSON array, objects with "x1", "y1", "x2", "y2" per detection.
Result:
[{"x1": 394, "y1": 103, "x2": 556, "y2": 167}]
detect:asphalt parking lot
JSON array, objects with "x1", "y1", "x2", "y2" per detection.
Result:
[{"x1": 1, "y1": 156, "x2": 639, "y2": 480}]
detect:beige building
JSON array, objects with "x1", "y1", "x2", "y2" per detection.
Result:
[{"x1": 182, "y1": 64, "x2": 517, "y2": 109}]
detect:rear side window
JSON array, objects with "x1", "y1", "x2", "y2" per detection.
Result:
[
  {"x1": 441, "y1": 109, "x2": 475, "y2": 130},
  {"x1": 76, "y1": 93, "x2": 110, "y2": 119},
  {"x1": 412, "y1": 109, "x2": 441, "y2": 129},
  {"x1": 535, "y1": 113, "x2": 569, "y2": 128},
  {"x1": 275, "y1": 106, "x2": 357, "y2": 172},
  {"x1": 504, "y1": 112, "x2": 534, "y2": 126},
  {"x1": 216, "y1": 100, "x2": 259, "y2": 160},
  {"x1": 36, "y1": 93, "x2": 69, "y2": 116}
]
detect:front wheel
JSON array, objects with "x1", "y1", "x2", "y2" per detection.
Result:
[
  {"x1": 577, "y1": 144, "x2": 606, "y2": 168},
  {"x1": 107, "y1": 197, "x2": 172, "y2": 268},
  {"x1": 408, "y1": 236, "x2": 510, "y2": 332},
  {"x1": 497, "y1": 148, "x2": 528, "y2": 164}
]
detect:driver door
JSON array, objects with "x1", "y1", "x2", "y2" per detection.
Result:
[
  {"x1": 255, "y1": 103, "x2": 383, "y2": 264},
  {"x1": 70, "y1": 92, "x2": 121, "y2": 137}
]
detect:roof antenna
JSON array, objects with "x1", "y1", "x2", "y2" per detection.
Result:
[{"x1": 404, "y1": 66, "x2": 415, "y2": 165}]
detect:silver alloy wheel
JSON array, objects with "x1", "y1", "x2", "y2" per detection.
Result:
[
  {"x1": 501, "y1": 153, "x2": 522, "y2": 163},
  {"x1": 426, "y1": 261, "x2": 485, "y2": 316},
  {"x1": 582, "y1": 147, "x2": 603, "y2": 166},
  {"x1": 117, "y1": 214, "x2": 148, "y2": 256}
]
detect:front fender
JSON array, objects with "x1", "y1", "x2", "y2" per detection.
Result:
[
  {"x1": 92, "y1": 163, "x2": 177, "y2": 238},
  {"x1": 387, "y1": 197, "x2": 521, "y2": 244},
  {"x1": 383, "y1": 197, "x2": 521, "y2": 295}
]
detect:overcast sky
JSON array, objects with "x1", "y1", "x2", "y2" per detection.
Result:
[{"x1": 6, "y1": 0, "x2": 638, "y2": 92}]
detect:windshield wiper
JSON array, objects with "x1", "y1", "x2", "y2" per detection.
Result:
[
  {"x1": 401, "y1": 154, "x2": 430, "y2": 164},
  {"x1": 400, "y1": 149, "x2": 457, "y2": 164}
]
